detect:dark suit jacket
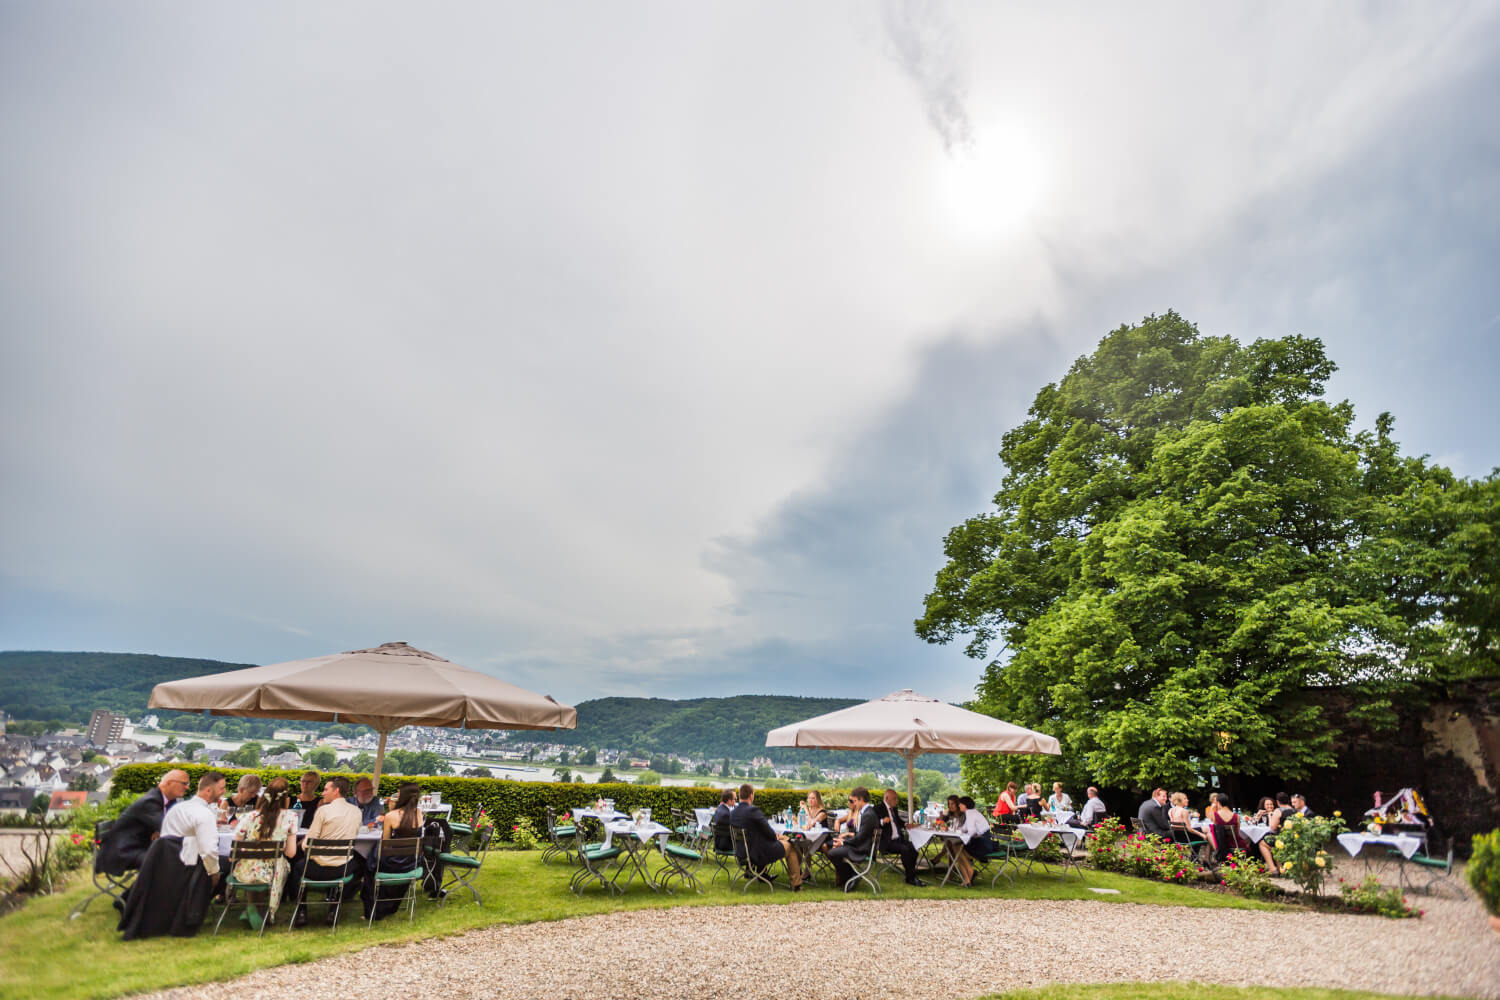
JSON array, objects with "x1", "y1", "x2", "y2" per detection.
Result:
[
  {"x1": 712, "y1": 803, "x2": 734, "y2": 853},
  {"x1": 97, "y1": 789, "x2": 170, "y2": 876},
  {"x1": 729, "y1": 801, "x2": 786, "y2": 868},
  {"x1": 1137, "y1": 798, "x2": 1172, "y2": 838},
  {"x1": 873, "y1": 800, "x2": 911, "y2": 849},
  {"x1": 836, "y1": 805, "x2": 879, "y2": 857}
]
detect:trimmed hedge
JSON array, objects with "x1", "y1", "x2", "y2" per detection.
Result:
[{"x1": 111, "y1": 764, "x2": 833, "y2": 837}]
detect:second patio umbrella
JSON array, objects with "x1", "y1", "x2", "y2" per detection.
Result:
[
  {"x1": 149, "y1": 641, "x2": 577, "y2": 786},
  {"x1": 765, "y1": 688, "x2": 1061, "y2": 818}
]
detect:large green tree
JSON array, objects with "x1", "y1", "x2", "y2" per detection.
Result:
[{"x1": 917, "y1": 313, "x2": 1492, "y2": 794}]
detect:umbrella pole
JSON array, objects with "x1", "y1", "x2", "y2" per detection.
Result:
[
  {"x1": 372, "y1": 729, "x2": 388, "y2": 794},
  {"x1": 905, "y1": 750, "x2": 918, "y2": 821}
]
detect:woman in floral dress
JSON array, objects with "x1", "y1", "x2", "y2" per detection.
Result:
[{"x1": 231, "y1": 777, "x2": 299, "y2": 924}]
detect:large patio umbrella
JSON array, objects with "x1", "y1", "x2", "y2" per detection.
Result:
[
  {"x1": 765, "y1": 689, "x2": 1061, "y2": 819},
  {"x1": 149, "y1": 641, "x2": 577, "y2": 787}
]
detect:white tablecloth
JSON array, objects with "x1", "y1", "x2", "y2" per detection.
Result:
[
  {"x1": 908, "y1": 827, "x2": 968, "y2": 850},
  {"x1": 1337, "y1": 832, "x2": 1422, "y2": 859},
  {"x1": 573, "y1": 808, "x2": 629, "y2": 824},
  {"x1": 694, "y1": 808, "x2": 716, "y2": 829},
  {"x1": 1016, "y1": 824, "x2": 1087, "y2": 850},
  {"x1": 601, "y1": 820, "x2": 671, "y2": 849}
]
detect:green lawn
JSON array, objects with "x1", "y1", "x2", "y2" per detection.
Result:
[{"x1": 1, "y1": 850, "x2": 1278, "y2": 1000}]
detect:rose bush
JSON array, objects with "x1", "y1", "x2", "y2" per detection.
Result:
[
  {"x1": 1271, "y1": 812, "x2": 1345, "y2": 896},
  {"x1": 1218, "y1": 849, "x2": 1274, "y2": 898},
  {"x1": 1338, "y1": 874, "x2": 1420, "y2": 918}
]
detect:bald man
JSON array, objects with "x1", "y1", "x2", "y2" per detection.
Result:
[{"x1": 97, "y1": 769, "x2": 190, "y2": 878}]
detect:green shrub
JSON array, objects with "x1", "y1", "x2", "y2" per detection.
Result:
[
  {"x1": 1469, "y1": 828, "x2": 1500, "y2": 917},
  {"x1": 1338, "y1": 874, "x2": 1420, "y2": 918},
  {"x1": 509, "y1": 816, "x2": 542, "y2": 849},
  {"x1": 1218, "y1": 849, "x2": 1274, "y2": 898},
  {"x1": 111, "y1": 763, "x2": 817, "y2": 836}
]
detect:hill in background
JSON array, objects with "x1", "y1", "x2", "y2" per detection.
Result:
[{"x1": 0, "y1": 651, "x2": 959, "y2": 771}]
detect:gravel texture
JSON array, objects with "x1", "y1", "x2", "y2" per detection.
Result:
[{"x1": 143, "y1": 889, "x2": 1499, "y2": 1000}]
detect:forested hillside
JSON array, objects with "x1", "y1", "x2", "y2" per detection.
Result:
[
  {"x1": 553, "y1": 695, "x2": 959, "y2": 770},
  {"x1": 0, "y1": 651, "x2": 255, "y2": 722},
  {"x1": 0, "y1": 652, "x2": 959, "y2": 770}
]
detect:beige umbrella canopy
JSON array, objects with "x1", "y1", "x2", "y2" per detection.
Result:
[
  {"x1": 149, "y1": 642, "x2": 577, "y2": 786},
  {"x1": 765, "y1": 689, "x2": 1061, "y2": 818}
]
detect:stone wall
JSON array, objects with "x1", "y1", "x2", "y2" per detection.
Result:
[{"x1": 1295, "y1": 677, "x2": 1499, "y2": 855}]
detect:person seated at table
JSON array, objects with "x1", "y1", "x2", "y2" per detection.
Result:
[
  {"x1": 119, "y1": 771, "x2": 227, "y2": 940},
  {"x1": 228, "y1": 773, "x2": 262, "y2": 813},
  {"x1": 363, "y1": 781, "x2": 424, "y2": 921},
  {"x1": 1022, "y1": 783, "x2": 1047, "y2": 819},
  {"x1": 1168, "y1": 792, "x2": 1194, "y2": 826},
  {"x1": 285, "y1": 776, "x2": 364, "y2": 927},
  {"x1": 1015, "y1": 783, "x2": 1031, "y2": 813},
  {"x1": 730, "y1": 784, "x2": 803, "y2": 890},
  {"x1": 1046, "y1": 782, "x2": 1072, "y2": 814},
  {"x1": 1269, "y1": 791, "x2": 1295, "y2": 832},
  {"x1": 938, "y1": 794, "x2": 961, "y2": 826},
  {"x1": 874, "y1": 788, "x2": 925, "y2": 887},
  {"x1": 711, "y1": 788, "x2": 736, "y2": 854},
  {"x1": 991, "y1": 781, "x2": 1018, "y2": 820},
  {"x1": 228, "y1": 777, "x2": 299, "y2": 927},
  {"x1": 351, "y1": 777, "x2": 384, "y2": 827},
  {"x1": 294, "y1": 770, "x2": 322, "y2": 829},
  {"x1": 96, "y1": 768, "x2": 190, "y2": 901},
  {"x1": 1291, "y1": 793, "x2": 1316, "y2": 818},
  {"x1": 1250, "y1": 796, "x2": 1278, "y2": 825},
  {"x1": 1137, "y1": 788, "x2": 1172, "y2": 838},
  {"x1": 1206, "y1": 795, "x2": 1279, "y2": 874},
  {"x1": 1079, "y1": 787, "x2": 1107, "y2": 828},
  {"x1": 803, "y1": 789, "x2": 829, "y2": 830},
  {"x1": 828, "y1": 787, "x2": 878, "y2": 890},
  {"x1": 945, "y1": 796, "x2": 996, "y2": 888}
]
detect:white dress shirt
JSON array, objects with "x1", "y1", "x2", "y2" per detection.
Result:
[
  {"x1": 1080, "y1": 796, "x2": 1107, "y2": 825},
  {"x1": 958, "y1": 808, "x2": 990, "y2": 841},
  {"x1": 160, "y1": 793, "x2": 221, "y2": 875}
]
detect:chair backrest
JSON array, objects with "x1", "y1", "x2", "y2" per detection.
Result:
[
  {"x1": 709, "y1": 819, "x2": 734, "y2": 856},
  {"x1": 728, "y1": 823, "x2": 749, "y2": 864},
  {"x1": 304, "y1": 837, "x2": 357, "y2": 870},
  {"x1": 1210, "y1": 822, "x2": 1235, "y2": 862},
  {"x1": 1129, "y1": 817, "x2": 1143, "y2": 832},
  {"x1": 1170, "y1": 823, "x2": 1196, "y2": 846},
  {"x1": 229, "y1": 838, "x2": 285, "y2": 863},
  {"x1": 379, "y1": 835, "x2": 423, "y2": 866},
  {"x1": 464, "y1": 826, "x2": 493, "y2": 861},
  {"x1": 546, "y1": 806, "x2": 559, "y2": 833}
]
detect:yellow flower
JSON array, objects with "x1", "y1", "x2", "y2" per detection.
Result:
[
  {"x1": 1275, "y1": 839, "x2": 1285, "y2": 849},
  {"x1": 1315, "y1": 857, "x2": 1326, "y2": 868},
  {"x1": 1332, "y1": 810, "x2": 1342, "y2": 817}
]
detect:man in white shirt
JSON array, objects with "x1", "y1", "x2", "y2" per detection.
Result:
[
  {"x1": 118, "y1": 770, "x2": 226, "y2": 940},
  {"x1": 1079, "y1": 787, "x2": 1107, "y2": 827},
  {"x1": 288, "y1": 776, "x2": 364, "y2": 926}
]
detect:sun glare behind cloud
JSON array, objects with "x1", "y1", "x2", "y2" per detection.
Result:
[{"x1": 935, "y1": 127, "x2": 1048, "y2": 246}]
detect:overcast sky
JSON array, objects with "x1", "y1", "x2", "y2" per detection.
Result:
[{"x1": 2, "y1": 2, "x2": 1497, "y2": 706}]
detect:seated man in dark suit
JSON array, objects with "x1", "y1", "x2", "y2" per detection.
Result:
[
  {"x1": 96, "y1": 768, "x2": 190, "y2": 880},
  {"x1": 874, "y1": 788, "x2": 926, "y2": 886},
  {"x1": 1136, "y1": 788, "x2": 1172, "y2": 838},
  {"x1": 828, "y1": 787, "x2": 878, "y2": 891},
  {"x1": 711, "y1": 787, "x2": 736, "y2": 855},
  {"x1": 729, "y1": 783, "x2": 803, "y2": 890}
]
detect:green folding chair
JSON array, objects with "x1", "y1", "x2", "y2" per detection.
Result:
[
  {"x1": 286, "y1": 837, "x2": 359, "y2": 934},
  {"x1": 542, "y1": 807, "x2": 577, "y2": 865},
  {"x1": 213, "y1": 839, "x2": 283, "y2": 936},
  {"x1": 438, "y1": 826, "x2": 492, "y2": 905},
  {"x1": 366, "y1": 836, "x2": 425, "y2": 928}
]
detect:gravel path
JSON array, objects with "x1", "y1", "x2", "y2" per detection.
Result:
[{"x1": 144, "y1": 890, "x2": 1499, "y2": 1000}]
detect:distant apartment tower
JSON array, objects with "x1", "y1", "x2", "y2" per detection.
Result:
[{"x1": 87, "y1": 710, "x2": 128, "y2": 747}]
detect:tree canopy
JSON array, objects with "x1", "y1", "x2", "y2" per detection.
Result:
[{"x1": 916, "y1": 312, "x2": 1496, "y2": 793}]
